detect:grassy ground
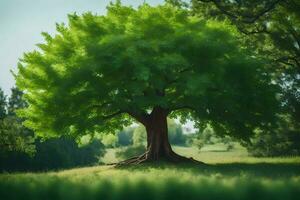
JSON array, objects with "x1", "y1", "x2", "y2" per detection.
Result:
[
  {"x1": 102, "y1": 144, "x2": 300, "y2": 164},
  {"x1": 1, "y1": 145, "x2": 300, "y2": 200}
]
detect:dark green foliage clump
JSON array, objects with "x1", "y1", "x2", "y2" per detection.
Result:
[
  {"x1": 0, "y1": 87, "x2": 105, "y2": 172},
  {"x1": 247, "y1": 131, "x2": 300, "y2": 157},
  {"x1": 0, "y1": 87, "x2": 35, "y2": 155},
  {"x1": 0, "y1": 137, "x2": 105, "y2": 172},
  {"x1": 0, "y1": 89, "x2": 6, "y2": 120}
]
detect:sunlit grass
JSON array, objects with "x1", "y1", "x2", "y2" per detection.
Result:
[
  {"x1": 1, "y1": 145, "x2": 300, "y2": 200},
  {"x1": 1, "y1": 162, "x2": 300, "y2": 200},
  {"x1": 102, "y1": 145, "x2": 300, "y2": 164}
]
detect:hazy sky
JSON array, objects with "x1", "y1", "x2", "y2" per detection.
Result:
[{"x1": 0, "y1": 0, "x2": 165, "y2": 95}]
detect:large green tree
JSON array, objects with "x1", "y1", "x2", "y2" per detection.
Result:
[{"x1": 16, "y1": 3, "x2": 279, "y2": 164}]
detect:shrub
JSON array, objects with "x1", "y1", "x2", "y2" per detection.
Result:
[{"x1": 0, "y1": 137, "x2": 106, "y2": 172}]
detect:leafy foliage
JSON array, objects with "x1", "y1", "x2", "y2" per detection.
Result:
[
  {"x1": 246, "y1": 115, "x2": 300, "y2": 157},
  {"x1": 100, "y1": 133, "x2": 118, "y2": 148},
  {"x1": 191, "y1": 0, "x2": 300, "y2": 127},
  {"x1": 16, "y1": 3, "x2": 279, "y2": 143},
  {"x1": 190, "y1": 125, "x2": 235, "y2": 151},
  {"x1": 167, "y1": 119, "x2": 187, "y2": 145},
  {"x1": 7, "y1": 87, "x2": 27, "y2": 116},
  {"x1": 191, "y1": 0, "x2": 300, "y2": 71},
  {"x1": 0, "y1": 87, "x2": 35, "y2": 155},
  {"x1": 0, "y1": 137, "x2": 105, "y2": 171},
  {"x1": 0, "y1": 88, "x2": 6, "y2": 120},
  {"x1": 0, "y1": 116, "x2": 35, "y2": 155}
]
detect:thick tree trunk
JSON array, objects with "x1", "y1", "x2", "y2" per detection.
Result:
[
  {"x1": 117, "y1": 107, "x2": 204, "y2": 165},
  {"x1": 144, "y1": 106, "x2": 173, "y2": 161}
]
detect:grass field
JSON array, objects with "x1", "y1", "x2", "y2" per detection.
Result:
[
  {"x1": 102, "y1": 144, "x2": 300, "y2": 164},
  {"x1": 1, "y1": 145, "x2": 300, "y2": 200}
]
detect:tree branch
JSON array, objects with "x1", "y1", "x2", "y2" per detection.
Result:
[
  {"x1": 167, "y1": 105, "x2": 196, "y2": 114},
  {"x1": 100, "y1": 110, "x2": 125, "y2": 121},
  {"x1": 127, "y1": 111, "x2": 150, "y2": 125},
  {"x1": 199, "y1": 0, "x2": 282, "y2": 24},
  {"x1": 89, "y1": 101, "x2": 113, "y2": 110}
]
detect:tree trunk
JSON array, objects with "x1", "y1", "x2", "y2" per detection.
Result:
[
  {"x1": 117, "y1": 107, "x2": 204, "y2": 165},
  {"x1": 144, "y1": 106, "x2": 173, "y2": 161}
]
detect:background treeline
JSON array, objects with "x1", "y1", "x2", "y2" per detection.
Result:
[
  {"x1": 0, "y1": 87, "x2": 105, "y2": 172},
  {"x1": 1, "y1": 85, "x2": 300, "y2": 172}
]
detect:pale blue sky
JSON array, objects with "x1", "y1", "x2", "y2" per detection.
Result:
[{"x1": 0, "y1": 0, "x2": 165, "y2": 95}]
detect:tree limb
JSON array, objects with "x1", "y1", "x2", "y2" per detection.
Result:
[
  {"x1": 100, "y1": 110, "x2": 125, "y2": 121},
  {"x1": 167, "y1": 105, "x2": 196, "y2": 114},
  {"x1": 127, "y1": 111, "x2": 150, "y2": 125},
  {"x1": 199, "y1": 0, "x2": 282, "y2": 24}
]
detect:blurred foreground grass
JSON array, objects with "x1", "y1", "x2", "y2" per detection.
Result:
[
  {"x1": 1, "y1": 145, "x2": 300, "y2": 200},
  {"x1": 1, "y1": 163, "x2": 300, "y2": 200}
]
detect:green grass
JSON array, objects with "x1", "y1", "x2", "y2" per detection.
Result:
[
  {"x1": 102, "y1": 144, "x2": 300, "y2": 164},
  {"x1": 1, "y1": 145, "x2": 300, "y2": 200}
]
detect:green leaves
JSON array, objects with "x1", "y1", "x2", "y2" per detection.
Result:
[{"x1": 16, "y1": 2, "x2": 279, "y2": 141}]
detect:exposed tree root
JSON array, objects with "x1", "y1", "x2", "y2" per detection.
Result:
[{"x1": 112, "y1": 151, "x2": 206, "y2": 167}]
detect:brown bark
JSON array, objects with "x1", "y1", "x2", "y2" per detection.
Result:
[
  {"x1": 144, "y1": 106, "x2": 173, "y2": 161},
  {"x1": 116, "y1": 107, "x2": 205, "y2": 166}
]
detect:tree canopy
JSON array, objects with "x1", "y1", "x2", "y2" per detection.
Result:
[
  {"x1": 192, "y1": 0, "x2": 300, "y2": 71},
  {"x1": 16, "y1": 3, "x2": 279, "y2": 144},
  {"x1": 192, "y1": 0, "x2": 300, "y2": 137}
]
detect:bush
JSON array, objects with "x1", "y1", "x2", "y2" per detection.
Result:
[
  {"x1": 191, "y1": 126, "x2": 235, "y2": 151},
  {"x1": 246, "y1": 130, "x2": 300, "y2": 157},
  {"x1": 0, "y1": 137, "x2": 106, "y2": 172}
]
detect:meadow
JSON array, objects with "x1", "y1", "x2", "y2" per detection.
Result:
[
  {"x1": 1, "y1": 1, "x2": 299, "y2": 200},
  {"x1": 1, "y1": 145, "x2": 300, "y2": 200}
]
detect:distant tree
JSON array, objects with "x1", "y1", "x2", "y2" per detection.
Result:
[
  {"x1": 132, "y1": 126, "x2": 147, "y2": 146},
  {"x1": 117, "y1": 127, "x2": 134, "y2": 146},
  {"x1": 0, "y1": 87, "x2": 35, "y2": 155},
  {"x1": 0, "y1": 88, "x2": 6, "y2": 120},
  {"x1": 0, "y1": 117, "x2": 35, "y2": 155},
  {"x1": 100, "y1": 133, "x2": 118, "y2": 148},
  {"x1": 168, "y1": 119, "x2": 186, "y2": 145},
  {"x1": 246, "y1": 115, "x2": 300, "y2": 156},
  {"x1": 7, "y1": 87, "x2": 27, "y2": 116},
  {"x1": 16, "y1": 3, "x2": 279, "y2": 164}
]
